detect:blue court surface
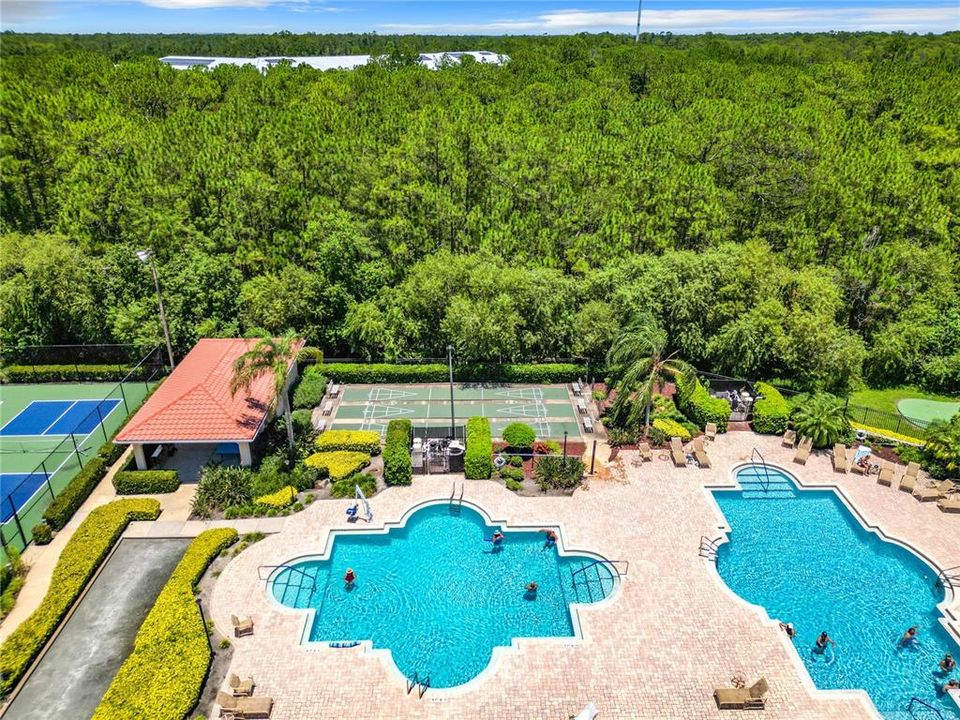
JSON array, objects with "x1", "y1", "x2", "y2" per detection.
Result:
[
  {"x1": 0, "y1": 473, "x2": 48, "y2": 522},
  {"x1": 0, "y1": 399, "x2": 121, "y2": 438}
]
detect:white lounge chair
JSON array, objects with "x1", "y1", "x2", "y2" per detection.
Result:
[{"x1": 570, "y1": 702, "x2": 599, "y2": 720}]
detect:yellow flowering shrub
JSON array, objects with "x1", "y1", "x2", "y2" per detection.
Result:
[
  {"x1": 254, "y1": 485, "x2": 298, "y2": 508},
  {"x1": 304, "y1": 451, "x2": 371, "y2": 480},
  {"x1": 653, "y1": 417, "x2": 692, "y2": 442}
]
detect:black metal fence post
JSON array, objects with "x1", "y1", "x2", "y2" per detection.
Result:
[
  {"x1": 70, "y1": 433, "x2": 84, "y2": 469},
  {"x1": 40, "y1": 459, "x2": 54, "y2": 496},
  {"x1": 590, "y1": 439, "x2": 597, "y2": 475},
  {"x1": 8, "y1": 498, "x2": 26, "y2": 548}
]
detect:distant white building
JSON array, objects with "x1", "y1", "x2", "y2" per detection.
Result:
[{"x1": 159, "y1": 51, "x2": 508, "y2": 73}]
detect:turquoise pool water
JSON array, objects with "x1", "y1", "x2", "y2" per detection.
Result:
[
  {"x1": 271, "y1": 503, "x2": 616, "y2": 688},
  {"x1": 713, "y1": 465, "x2": 960, "y2": 719}
]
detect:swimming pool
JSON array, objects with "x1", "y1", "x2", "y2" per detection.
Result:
[
  {"x1": 712, "y1": 464, "x2": 960, "y2": 719},
  {"x1": 270, "y1": 502, "x2": 617, "y2": 689}
]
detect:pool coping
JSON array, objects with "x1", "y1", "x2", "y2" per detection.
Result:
[
  {"x1": 700, "y1": 460, "x2": 960, "y2": 720},
  {"x1": 260, "y1": 496, "x2": 623, "y2": 699}
]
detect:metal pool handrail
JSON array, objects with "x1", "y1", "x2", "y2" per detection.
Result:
[
  {"x1": 907, "y1": 696, "x2": 945, "y2": 719},
  {"x1": 406, "y1": 670, "x2": 431, "y2": 698},
  {"x1": 570, "y1": 558, "x2": 629, "y2": 585},
  {"x1": 934, "y1": 564, "x2": 960, "y2": 591},
  {"x1": 699, "y1": 536, "x2": 720, "y2": 562},
  {"x1": 258, "y1": 564, "x2": 317, "y2": 592},
  {"x1": 751, "y1": 448, "x2": 773, "y2": 493}
]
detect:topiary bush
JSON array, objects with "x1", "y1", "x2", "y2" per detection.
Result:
[
  {"x1": 675, "y1": 374, "x2": 730, "y2": 433},
  {"x1": 752, "y1": 382, "x2": 791, "y2": 434},
  {"x1": 314, "y1": 430, "x2": 382, "y2": 455},
  {"x1": 92, "y1": 528, "x2": 237, "y2": 720},
  {"x1": 0, "y1": 499, "x2": 161, "y2": 694},
  {"x1": 502, "y1": 422, "x2": 536, "y2": 449},
  {"x1": 652, "y1": 417, "x2": 691, "y2": 442},
  {"x1": 113, "y1": 470, "x2": 180, "y2": 495},
  {"x1": 383, "y1": 419, "x2": 413, "y2": 486},
  {"x1": 465, "y1": 416, "x2": 493, "y2": 480},
  {"x1": 304, "y1": 451, "x2": 371, "y2": 481}
]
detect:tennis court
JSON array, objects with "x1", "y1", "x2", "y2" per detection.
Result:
[
  {"x1": 331, "y1": 383, "x2": 584, "y2": 439},
  {"x1": 0, "y1": 381, "x2": 151, "y2": 550}
]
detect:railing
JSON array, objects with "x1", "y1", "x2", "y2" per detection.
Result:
[
  {"x1": 751, "y1": 448, "x2": 772, "y2": 493},
  {"x1": 934, "y1": 565, "x2": 960, "y2": 592},
  {"x1": 907, "y1": 696, "x2": 945, "y2": 719},
  {"x1": 449, "y1": 481, "x2": 464, "y2": 513},
  {"x1": 570, "y1": 558, "x2": 629, "y2": 585},
  {"x1": 258, "y1": 564, "x2": 317, "y2": 593},
  {"x1": 406, "y1": 671, "x2": 430, "y2": 698},
  {"x1": 699, "y1": 536, "x2": 720, "y2": 562},
  {"x1": 845, "y1": 403, "x2": 930, "y2": 442}
]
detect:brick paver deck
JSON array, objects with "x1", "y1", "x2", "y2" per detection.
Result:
[{"x1": 208, "y1": 433, "x2": 959, "y2": 719}]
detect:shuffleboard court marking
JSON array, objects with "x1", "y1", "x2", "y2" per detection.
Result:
[
  {"x1": 361, "y1": 403, "x2": 415, "y2": 421},
  {"x1": 495, "y1": 403, "x2": 548, "y2": 418},
  {"x1": 496, "y1": 388, "x2": 544, "y2": 401},
  {"x1": 367, "y1": 387, "x2": 418, "y2": 402}
]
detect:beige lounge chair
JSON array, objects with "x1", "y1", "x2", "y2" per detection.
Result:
[
  {"x1": 832, "y1": 444, "x2": 848, "y2": 473},
  {"x1": 877, "y1": 461, "x2": 896, "y2": 488},
  {"x1": 669, "y1": 437, "x2": 686, "y2": 467},
  {"x1": 232, "y1": 614, "x2": 254, "y2": 637},
  {"x1": 638, "y1": 442, "x2": 652, "y2": 462},
  {"x1": 714, "y1": 677, "x2": 769, "y2": 710},
  {"x1": 705, "y1": 423, "x2": 717, "y2": 441},
  {"x1": 218, "y1": 691, "x2": 274, "y2": 719},
  {"x1": 793, "y1": 437, "x2": 812, "y2": 465},
  {"x1": 229, "y1": 673, "x2": 254, "y2": 696},
  {"x1": 937, "y1": 495, "x2": 960, "y2": 513},
  {"x1": 915, "y1": 480, "x2": 955, "y2": 503},
  {"x1": 904, "y1": 462, "x2": 921, "y2": 480},
  {"x1": 692, "y1": 436, "x2": 712, "y2": 468},
  {"x1": 781, "y1": 429, "x2": 797, "y2": 448},
  {"x1": 899, "y1": 472, "x2": 918, "y2": 494}
]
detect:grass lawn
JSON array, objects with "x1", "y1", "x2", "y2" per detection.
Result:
[{"x1": 850, "y1": 387, "x2": 959, "y2": 416}]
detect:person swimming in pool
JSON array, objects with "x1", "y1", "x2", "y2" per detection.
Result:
[
  {"x1": 778, "y1": 621, "x2": 796, "y2": 639},
  {"x1": 343, "y1": 568, "x2": 356, "y2": 587},
  {"x1": 899, "y1": 626, "x2": 919, "y2": 646},
  {"x1": 941, "y1": 679, "x2": 960, "y2": 695},
  {"x1": 491, "y1": 531, "x2": 505, "y2": 546},
  {"x1": 539, "y1": 529, "x2": 558, "y2": 546},
  {"x1": 816, "y1": 632, "x2": 835, "y2": 652},
  {"x1": 941, "y1": 653, "x2": 956, "y2": 673},
  {"x1": 525, "y1": 581, "x2": 538, "y2": 597}
]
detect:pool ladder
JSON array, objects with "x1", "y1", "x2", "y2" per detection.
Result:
[
  {"x1": 907, "y1": 696, "x2": 945, "y2": 719},
  {"x1": 934, "y1": 565, "x2": 960, "y2": 592},
  {"x1": 751, "y1": 448, "x2": 772, "y2": 493},
  {"x1": 449, "y1": 482, "x2": 464, "y2": 514},
  {"x1": 406, "y1": 671, "x2": 430, "y2": 698},
  {"x1": 699, "y1": 536, "x2": 720, "y2": 563}
]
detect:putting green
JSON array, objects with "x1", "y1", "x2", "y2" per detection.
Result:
[{"x1": 897, "y1": 398, "x2": 960, "y2": 424}]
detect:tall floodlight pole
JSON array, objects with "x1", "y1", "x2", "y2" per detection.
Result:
[
  {"x1": 136, "y1": 249, "x2": 176, "y2": 369},
  {"x1": 447, "y1": 345, "x2": 456, "y2": 439},
  {"x1": 635, "y1": 0, "x2": 642, "y2": 42}
]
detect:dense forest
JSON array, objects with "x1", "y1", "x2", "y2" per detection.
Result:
[{"x1": 1, "y1": 32, "x2": 958, "y2": 393}]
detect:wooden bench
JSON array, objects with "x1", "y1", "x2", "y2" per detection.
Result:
[
  {"x1": 582, "y1": 416, "x2": 594, "y2": 432},
  {"x1": 321, "y1": 400, "x2": 334, "y2": 416}
]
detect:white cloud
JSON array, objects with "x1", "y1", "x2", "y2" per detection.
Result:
[
  {"x1": 1, "y1": 0, "x2": 59, "y2": 23},
  {"x1": 381, "y1": 5, "x2": 960, "y2": 34},
  {"x1": 139, "y1": 0, "x2": 304, "y2": 8}
]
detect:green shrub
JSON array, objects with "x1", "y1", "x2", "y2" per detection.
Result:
[
  {"x1": 465, "y1": 416, "x2": 493, "y2": 480},
  {"x1": 534, "y1": 456, "x2": 584, "y2": 491},
  {"x1": 191, "y1": 465, "x2": 253, "y2": 519},
  {"x1": 652, "y1": 417, "x2": 691, "y2": 442},
  {"x1": 383, "y1": 419, "x2": 413, "y2": 486},
  {"x1": 331, "y1": 472, "x2": 377, "y2": 499},
  {"x1": 314, "y1": 430, "x2": 381, "y2": 455},
  {"x1": 292, "y1": 369, "x2": 328, "y2": 410},
  {"x1": 113, "y1": 470, "x2": 180, "y2": 495},
  {"x1": 43, "y1": 456, "x2": 107, "y2": 530},
  {"x1": 532, "y1": 440, "x2": 562, "y2": 454},
  {"x1": 97, "y1": 441, "x2": 126, "y2": 466},
  {"x1": 92, "y1": 528, "x2": 237, "y2": 720},
  {"x1": 31, "y1": 523, "x2": 53, "y2": 545},
  {"x1": 792, "y1": 393, "x2": 851, "y2": 448},
  {"x1": 0, "y1": 499, "x2": 161, "y2": 694},
  {"x1": 304, "y1": 451, "x2": 371, "y2": 480},
  {"x1": 509, "y1": 455, "x2": 523, "y2": 467},
  {"x1": 502, "y1": 423, "x2": 536, "y2": 449},
  {"x1": 505, "y1": 479, "x2": 523, "y2": 491},
  {"x1": 752, "y1": 382, "x2": 791, "y2": 434},
  {"x1": 319, "y1": 362, "x2": 586, "y2": 384},
  {"x1": 0, "y1": 364, "x2": 142, "y2": 384},
  {"x1": 290, "y1": 409, "x2": 315, "y2": 436},
  {"x1": 675, "y1": 374, "x2": 730, "y2": 432},
  {"x1": 0, "y1": 546, "x2": 26, "y2": 620},
  {"x1": 499, "y1": 466, "x2": 524, "y2": 481},
  {"x1": 254, "y1": 485, "x2": 297, "y2": 508},
  {"x1": 606, "y1": 428, "x2": 634, "y2": 447}
]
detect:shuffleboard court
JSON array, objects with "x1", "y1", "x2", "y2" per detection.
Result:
[{"x1": 340, "y1": 384, "x2": 570, "y2": 403}]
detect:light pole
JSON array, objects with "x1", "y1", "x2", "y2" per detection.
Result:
[
  {"x1": 447, "y1": 345, "x2": 456, "y2": 440},
  {"x1": 635, "y1": 0, "x2": 642, "y2": 42},
  {"x1": 195, "y1": 597, "x2": 215, "y2": 655},
  {"x1": 136, "y1": 248, "x2": 175, "y2": 369}
]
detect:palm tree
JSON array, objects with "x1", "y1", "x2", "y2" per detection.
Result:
[
  {"x1": 606, "y1": 317, "x2": 691, "y2": 435},
  {"x1": 923, "y1": 413, "x2": 960, "y2": 475},
  {"x1": 230, "y1": 331, "x2": 321, "y2": 460},
  {"x1": 791, "y1": 393, "x2": 849, "y2": 448}
]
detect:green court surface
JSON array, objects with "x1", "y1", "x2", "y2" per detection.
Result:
[
  {"x1": 331, "y1": 383, "x2": 585, "y2": 439},
  {"x1": 897, "y1": 398, "x2": 960, "y2": 424},
  {"x1": 0, "y1": 381, "x2": 152, "y2": 553}
]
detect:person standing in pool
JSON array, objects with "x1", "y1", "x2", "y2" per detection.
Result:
[
  {"x1": 344, "y1": 568, "x2": 356, "y2": 588},
  {"x1": 899, "y1": 626, "x2": 919, "y2": 646},
  {"x1": 778, "y1": 621, "x2": 796, "y2": 639},
  {"x1": 941, "y1": 653, "x2": 956, "y2": 673},
  {"x1": 525, "y1": 581, "x2": 538, "y2": 597},
  {"x1": 539, "y1": 529, "x2": 558, "y2": 547},
  {"x1": 816, "y1": 631, "x2": 835, "y2": 652},
  {"x1": 491, "y1": 531, "x2": 505, "y2": 546}
]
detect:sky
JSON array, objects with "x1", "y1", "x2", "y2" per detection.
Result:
[{"x1": 1, "y1": 0, "x2": 957, "y2": 35}]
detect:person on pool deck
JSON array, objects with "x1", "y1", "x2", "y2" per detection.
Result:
[
  {"x1": 899, "y1": 626, "x2": 919, "y2": 646},
  {"x1": 941, "y1": 653, "x2": 956, "y2": 673},
  {"x1": 816, "y1": 631, "x2": 835, "y2": 651},
  {"x1": 344, "y1": 568, "x2": 356, "y2": 587},
  {"x1": 525, "y1": 581, "x2": 538, "y2": 596},
  {"x1": 491, "y1": 531, "x2": 505, "y2": 546},
  {"x1": 778, "y1": 621, "x2": 796, "y2": 639}
]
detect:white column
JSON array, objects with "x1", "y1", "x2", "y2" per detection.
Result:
[
  {"x1": 133, "y1": 443, "x2": 148, "y2": 470},
  {"x1": 238, "y1": 442, "x2": 253, "y2": 467}
]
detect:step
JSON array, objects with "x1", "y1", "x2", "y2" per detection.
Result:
[{"x1": 742, "y1": 491, "x2": 796, "y2": 499}]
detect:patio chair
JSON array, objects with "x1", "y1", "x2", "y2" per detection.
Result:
[
  {"x1": 832, "y1": 444, "x2": 848, "y2": 473},
  {"x1": 915, "y1": 480, "x2": 955, "y2": 503},
  {"x1": 937, "y1": 495, "x2": 960, "y2": 513},
  {"x1": 669, "y1": 437, "x2": 686, "y2": 467},
  {"x1": 229, "y1": 673, "x2": 254, "y2": 696},
  {"x1": 904, "y1": 461, "x2": 921, "y2": 479},
  {"x1": 781, "y1": 429, "x2": 797, "y2": 448},
  {"x1": 217, "y1": 691, "x2": 274, "y2": 719},
  {"x1": 792, "y1": 437, "x2": 812, "y2": 466},
  {"x1": 638, "y1": 442, "x2": 652, "y2": 462},
  {"x1": 692, "y1": 436, "x2": 712, "y2": 468},
  {"x1": 232, "y1": 614, "x2": 254, "y2": 637},
  {"x1": 899, "y1": 472, "x2": 918, "y2": 494},
  {"x1": 876, "y1": 461, "x2": 896, "y2": 488},
  {"x1": 714, "y1": 677, "x2": 769, "y2": 710},
  {"x1": 705, "y1": 423, "x2": 717, "y2": 441}
]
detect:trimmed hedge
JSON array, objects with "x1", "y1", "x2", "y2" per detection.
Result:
[
  {"x1": 304, "y1": 451, "x2": 371, "y2": 481},
  {"x1": 92, "y1": 528, "x2": 237, "y2": 720},
  {"x1": 254, "y1": 485, "x2": 297, "y2": 508},
  {"x1": 752, "y1": 382, "x2": 791, "y2": 435},
  {"x1": 112, "y1": 470, "x2": 180, "y2": 495},
  {"x1": 675, "y1": 374, "x2": 730, "y2": 433},
  {"x1": 0, "y1": 364, "x2": 142, "y2": 384},
  {"x1": 502, "y1": 422, "x2": 536, "y2": 449},
  {"x1": 314, "y1": 430, "x2": 382, "y2": 455},
  {"x1": 0, "y1": 499, "x2": 161, "y2": 694},
  {"x1": 653, "y1": 417, "x2": 692, "y2": 442},
  {"x1": 383, "y1": 419, "x2": 413, "y2": 486},
  {"x1": 43, "y1": 456, "x2": 107, "y2": 531},
  {"x1": 293, "y1": 368, "x2": 328, "y2": 410},
  {"x1": 465, "y1": 416, "x2": 493, "y2": 480},
  {"x1": 320, "y1": 362, "x2": 586, "y2": 385}
]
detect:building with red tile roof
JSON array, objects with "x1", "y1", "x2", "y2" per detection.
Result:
[{"x1": 116, "y1": 337, "x2": 302, "y2": 469}]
